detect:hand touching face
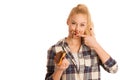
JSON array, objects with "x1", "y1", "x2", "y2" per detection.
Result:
[
  {"x1": 67, "y1": 13, "x2": 97, "y2": 48},
  {"x1": 81, "y1": 28, "x2": 98, "y2": 49},
  {"x1": 67, "y1": 14, "x2": 87, "y2": 38}
]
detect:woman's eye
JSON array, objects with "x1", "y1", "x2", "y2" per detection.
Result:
[
  {"x1": 71, "y1": 22, "x2": 76, "y2": 24},
  {"x1": 81, "y1": 24, "x2": 85, "y2": 26}
]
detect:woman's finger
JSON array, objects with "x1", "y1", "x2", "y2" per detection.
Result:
[{"x1": 80, "y1": 34, "x2": 87, "y2": 38}]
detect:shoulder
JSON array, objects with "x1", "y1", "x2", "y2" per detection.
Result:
[{"x1": 48, "y1": 38, "x2": 65, "y2": 53}]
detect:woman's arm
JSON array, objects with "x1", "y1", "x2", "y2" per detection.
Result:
[
  {"x1": 92, "y1": 42, "x2": 110, "y2": 64},
  {"x1": 45, "y1": 47, "x2": 69, "y2": 80},
  {"x1": 81, "y1": 35, "x2": 118, "y2": 73},
  {"x1": 52, "y1": 58, "x2": 69, "y2": 80}
]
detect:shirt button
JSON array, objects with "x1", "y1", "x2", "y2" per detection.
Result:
[{"x1": 78, "y1": 54, "x2": 82, "y2": 58}]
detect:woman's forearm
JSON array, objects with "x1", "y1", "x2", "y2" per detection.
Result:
[
  {"x1": 93, "y1": 43, "x2": 110, "y2": 64},
  {"x1": 52, "y1": 69, "x2": 63, "y2": 80}
]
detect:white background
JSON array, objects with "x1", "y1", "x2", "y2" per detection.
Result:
[{"x1": 0, "y1": 0, "x2": 120, "y2": 80}]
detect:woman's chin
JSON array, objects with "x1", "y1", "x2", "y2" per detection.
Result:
[{"x1": 73, "y1": 35, "x2": 80, "y2": 39}]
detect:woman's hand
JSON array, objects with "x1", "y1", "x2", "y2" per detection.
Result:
[
  {"x1": 56, "y1": 58, "x2": 70, "y2": 71},
  {"x1": 52, "y1": 58, "x2": 70, "y2": 80},
  {"x1": 81, "y1": 35, "x2": 98, "y2": 48},
  {"x1": 81, "y1": 28, "x2": 99, "y2": 49}
]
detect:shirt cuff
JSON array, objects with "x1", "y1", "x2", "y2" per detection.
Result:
[
  {"x1": 104, "y1": 57, "x2": 118, "y2": 73},
  {"x1": 104, "y1": 57, "x2": 116, "y2": 67},
  {"x1": 46, "y1": 76, "x2": 53, "y2": 80}
]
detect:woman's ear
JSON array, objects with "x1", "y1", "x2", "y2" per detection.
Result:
[
  {"x1": 67, "y1": 18, "x2": 70, "y2": 25},
  {"x1": 67, "y1": 19, "x2": 69, "y2": 25}
]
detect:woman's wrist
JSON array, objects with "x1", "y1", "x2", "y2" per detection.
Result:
[{"x1": 52, "y1": 68, "x2": 64, "y2": 80}]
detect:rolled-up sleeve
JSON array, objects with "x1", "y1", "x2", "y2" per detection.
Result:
[
  {"x1": 45, "y1": 75, "x2": 53, "y2": 80},
  {"x1": 45, "y1": 47, "x2": 55, "y2": 80},
  {"x1": 103, "y1": 57, "x2": 118, "y2": 73}
]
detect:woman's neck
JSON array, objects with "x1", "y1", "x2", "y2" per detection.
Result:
[
  {"x1": 66, "y1": 36, "x2": 81, "y2": 53},
  {"x1": 67, "y1": 36, "x2": 81, "y2": 46}
]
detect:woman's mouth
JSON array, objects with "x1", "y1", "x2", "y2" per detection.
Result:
[{"x1": 71, "y1": 31, "x2": 80, "y2": 37}]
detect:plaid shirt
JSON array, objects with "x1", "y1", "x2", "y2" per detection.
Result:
[{"x1": 45, "y1": 38, "x2": 118, "y2": 80}]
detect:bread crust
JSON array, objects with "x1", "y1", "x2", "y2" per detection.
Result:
[{"x1": 54, "y1": 51, "x2": 66, "y2": 65}]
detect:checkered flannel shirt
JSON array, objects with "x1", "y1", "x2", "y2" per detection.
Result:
[{"x1": 45, "y1": 38, "x2": 118, "y2": 80}]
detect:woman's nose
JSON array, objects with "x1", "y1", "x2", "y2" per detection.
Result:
[{"x1": 75, "y1": 24, "x2": 80, "y2": 30}]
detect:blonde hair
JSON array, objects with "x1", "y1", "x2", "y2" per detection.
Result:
[{"x1": 67, "y1": 4, "x2": 94, "y2": 36}]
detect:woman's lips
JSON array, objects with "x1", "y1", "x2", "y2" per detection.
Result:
[
  {"x1": 72, "y1": 31, "x2": 80, "y2": 37},
  {"x1": 73, "y1": 31, "x2": 79, "y2": 35}
]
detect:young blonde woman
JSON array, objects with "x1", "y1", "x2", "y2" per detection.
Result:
[{"x1": 45, "y1": 4, "x2": 118, "y2": 80}]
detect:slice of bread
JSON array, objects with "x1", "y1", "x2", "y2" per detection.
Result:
[{"x1": 54, "y1": 51, "x2": 66, "y2": 65}]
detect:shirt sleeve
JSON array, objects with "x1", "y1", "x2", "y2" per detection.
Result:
[
  {"x1": 103, "y1": 57, "x2": 118, "y2": 73},
  {"x1": 45, "y1": 47, "x2": 56, "y2": 80}
]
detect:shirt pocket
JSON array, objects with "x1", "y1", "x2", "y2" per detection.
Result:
[
  {"x1": 84, "y1": 55, "x2": 99, "y2": 73},
  {"x1": 84, "y1": 55, "x2": 98, "y2": 67},
  {"x1": 84, "y1": 59, "x2": 91, "y2": 67},
  {"x1": 84, "y1": 55, "x2": 92, "y2": 67}
]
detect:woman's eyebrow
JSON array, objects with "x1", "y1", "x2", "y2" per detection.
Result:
[{"x1": 81, "y1": 22, "x2": 86, "y2": 24}]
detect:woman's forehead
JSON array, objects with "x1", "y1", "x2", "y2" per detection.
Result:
[{"x1": 70, "y1": 14, "x2": 87, "y2": 22}]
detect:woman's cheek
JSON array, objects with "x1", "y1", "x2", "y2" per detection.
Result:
[{"x1": 79, "y1": 30, "x2": 84, "y2": 35}]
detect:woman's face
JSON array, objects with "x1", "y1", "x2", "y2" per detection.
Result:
[{"x1": 67, "y1": 14, "x2": 87, "y2": 38}]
